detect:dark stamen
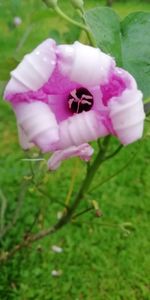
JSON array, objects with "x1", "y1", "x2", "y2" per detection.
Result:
[{"x1": 68, "y1": 87, "x2": 93, "y2": 114}]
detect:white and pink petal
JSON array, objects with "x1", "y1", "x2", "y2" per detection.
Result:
[
  {"x1": 57, "y1": 110, "x2": 109, "y2": 149},
  {"x1": 108, "y1": 89, "x2": 145, "y2": 145},
  {"x1": 4, "y1": 39, "x2": 56, "y2": 98},
  {"x1": 48, "y1": 143, "x2": 94, "y2": 170},
  {"x1": 57, "y1": 41, "x2": 115, "y2": 87},
  {"x1": 14, "y1": 101, "x2": 59, "y2": 152}
]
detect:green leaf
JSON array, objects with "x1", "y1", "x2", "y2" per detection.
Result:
[
  {"x1": 49, "y1": 29, "x2": 62, "y2": 44},
  {"x1": 86, "y1": 9, "x2": 150, "y2": 99},
  {"x1": 0, "y1": 57, "x2": 19, "y2": 81},
  {"x1": 121, "y1": 12, "x2": 150, "y2": 99},
  {"x1": 85, "y1": 7, "x2": 122, "y2": 66},
  {"x1": 63, "y1": 24, "x2": 81, "y2": 44}
]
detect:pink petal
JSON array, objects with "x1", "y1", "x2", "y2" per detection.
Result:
[
  {"x1": 47, "y1": 85, "x2": 106, "y2": 123},
  {"x1": 101, "y1": 68, "x2": 126, "y2": 106},
  {"x1": 57, "y1": 41, "x2": 115, "y2": 87},
  {"x1": 47, "y1": 94, "x2": 72, "y2": 122},
  {"x1": 88, "y1": 85, "x2": 106, "y2": 112},
  {"x1": 48, "y1": 143, "x2": 94, "y2": 170},
  {"x1": 5, "y1": 89, "x2": 48, "y2": 104},
  {"x1": 101, "y1": 67, "x2": 137, "y2": 106},
  {"x1": 43, "y1": 65, "x2": 80, "y2": 95}
]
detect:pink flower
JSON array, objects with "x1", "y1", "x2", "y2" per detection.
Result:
[{"x1": 4, "y1": 39, "x2": 145, "y2": 169}]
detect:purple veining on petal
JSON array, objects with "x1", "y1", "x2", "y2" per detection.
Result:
[
  {"x1": 4, "y1": 64, "x2": 78, "y2": 104},
  {"x1": 101, "y1": 69, "x2": 127, "y2": 106},
  {"x1": 5, "y1": 89, "x2": 48, "y2": 105}
]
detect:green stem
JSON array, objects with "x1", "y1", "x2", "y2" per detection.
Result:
[
  {"x1": 78, "y1": 7, "x2": 97, "y2": 47},
  {"x1": 55, "y1": 6, "x2": 87, "y2": 31},
  {"x1": 54, "y1": 6, "x2": 96, "y2": 47},
  {"x1": 73, "y1": 206, "x2": 94, "y2": 220},
  {"x1": 54, "y1": 136, "x2": 110, "y2": 229},
  {"x1": 89, "y1": 151, "x2": 137, "y2": 193},
  {"x1": 0, "y1": 190, "x2": 7, "y2": 233},
  {"x1": 104, "y1": 145, "x2": 123, "y2": 161},
  {"x1": 0, "y1": 138, "x2": 110, "y2": 261},
  {"x1": 43, "y1": 0, "x2": 96, "y2": 47}
]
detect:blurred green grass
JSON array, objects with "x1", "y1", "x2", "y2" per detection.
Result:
[{"x1": 0, "y1": 1, "x2": 150, "y2": 299}]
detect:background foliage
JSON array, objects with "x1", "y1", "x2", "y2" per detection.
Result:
[{"x1": 0, "y1": 0, "x2": 150, "y2": 299}]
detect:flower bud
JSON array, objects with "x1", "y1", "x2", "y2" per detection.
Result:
[
  {"x1": 70, "y1": 0, "x2": 84, "y2": 10},
  {"x1": 42, "y1": 0, "x2": 57, "y2": 9}
]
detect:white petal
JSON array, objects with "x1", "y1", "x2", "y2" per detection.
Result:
[
  {"x1": 58, "y1": 110, "x2": 109, "y2": 149},
  {"x1": 57, "y1": 41, "x2": 115, "y2": 86},
  {"x1": 108, "y1": 89, "x2": 145, "y2": 144},
  {"x1": 14, "y1": 101, "x2": 59, "y2": 152},
  {"x1": 4, "y1": 39, "x2": 56, "y2": 95}
]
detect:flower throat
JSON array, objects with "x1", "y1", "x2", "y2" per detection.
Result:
[{"x1": 68, "y1": 87, "x2": 93, "y2": 114}]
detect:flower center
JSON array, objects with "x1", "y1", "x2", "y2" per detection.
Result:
[{"x1": 68, "y1": 88, "x2": 93, "y2": 114}]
